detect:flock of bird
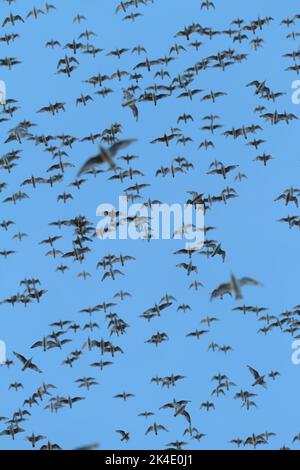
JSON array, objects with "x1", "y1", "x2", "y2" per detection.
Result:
[{"x1": 0, "y1": 0, "x2": 299, "y2": 451}]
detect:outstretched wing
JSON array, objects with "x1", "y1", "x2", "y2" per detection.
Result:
[
  {"x1": 210, "y1": 282, "x2": 231, "y2": 300},
  {"x1": 247, "y1": 365, "x2": 260, "y2": 380},
  {"x1": 239, "y1": 277, "x2": 262, "y2": 287},
  {"x1": 77, "y1": 155, "x2": 102, "y2": 176},
  {"x1": 13, "y1": 351, "x2": 27, "y2": 365},
  {"x1": 29, "y1": 362, "x2": 43, "y2": 373},
  {"x1": 109, "y1": 139, "x2": 137, "y2": 157}
]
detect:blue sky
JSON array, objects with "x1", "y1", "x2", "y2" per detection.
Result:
[{"x1": 1, "y1": 0, "x2": 300, "y2": 450}]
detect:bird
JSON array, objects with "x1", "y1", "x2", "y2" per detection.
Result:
[
  {"x1": 77, "y1": 140, "x2": 136, "y2": 176},
  {"x1": 13, "y1": 352, "x2": 42, "y2": 373},
  {"x1": 24, "y1": 433, "x2": 47, "y2": 448},
  {"x1": 211, "y1": 274, "x2": 262, "y2": 300},
  {"x1": 247, "y1": 366, "x2": 267, "y2": 388},
  {"x1": 145, "y1": 423, "x2": 168, "y2": 435},
  {"x1": 0, "y1": 0, "x2": 297, "y2": 452},
  {"x1": 116, "y1": 430, "x2": 130, "y2": 442}
]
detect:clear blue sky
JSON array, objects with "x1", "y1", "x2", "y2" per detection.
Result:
[{"x1": 0, "y1": 0, "x2": 300, "y2": 450}]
